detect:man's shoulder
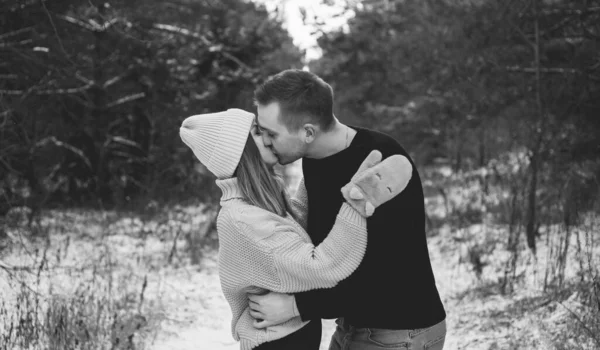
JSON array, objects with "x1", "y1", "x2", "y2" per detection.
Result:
[{"x1": 355, "y1": 126, "x2": 407, "y2": 158}]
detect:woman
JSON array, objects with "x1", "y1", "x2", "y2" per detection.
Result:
[{"x1": 179, "y1": 108, "x2": 411, "y2": 350}]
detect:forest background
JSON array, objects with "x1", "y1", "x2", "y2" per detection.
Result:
[{"x1": 1, "y1": 0, "x2": 599, "y2": 349}]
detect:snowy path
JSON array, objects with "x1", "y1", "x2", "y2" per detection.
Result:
[
  {"x1": 147, "y1": 226, "x2": 597, "y2": 350},
  {"x1": 143, "y1": 234, "x2": 485, "y2": 350}
]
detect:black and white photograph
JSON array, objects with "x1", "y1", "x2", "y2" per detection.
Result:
[{"x1": 1, "y1": 0, "x2": 599, "y2": 349}]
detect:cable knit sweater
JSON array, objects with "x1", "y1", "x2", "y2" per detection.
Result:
[{"x1": 215, "y1": 177, "x2": 367, "y2": 350}]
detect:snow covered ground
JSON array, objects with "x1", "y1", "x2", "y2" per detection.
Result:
[{"x1": 1, "y1": 162, "x2": 598, "y2": 349}]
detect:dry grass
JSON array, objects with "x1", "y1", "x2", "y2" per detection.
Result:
[
  {"x1": 0, "y1": 276, "x2": 148, "y2": 350},
  {"x1": 0, "y1": 202, "x2": 216, "y2": 350},
  {"x1": 423, "y1": 163, "x2": 600, "y2": 350}
]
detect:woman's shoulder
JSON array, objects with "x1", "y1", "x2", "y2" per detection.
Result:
[{"x1": 218, "y1": 201, "x2": 289, "y2": 241}]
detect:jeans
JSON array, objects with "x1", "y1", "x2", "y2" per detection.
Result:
[
  {"x1": 254, "y1": 318, "x2": 322, "y2": 350},
  {"x1": 328, "y1": 318, "x2": 446, "y2": 350}
]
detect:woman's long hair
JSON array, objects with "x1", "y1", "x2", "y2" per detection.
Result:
[{"x1": 234, "y1": 134, "x2": 289, "y2": 217}]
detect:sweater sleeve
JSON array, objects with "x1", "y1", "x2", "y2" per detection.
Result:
[
  {"x1": 287, "y1": 177, "x2": 308, "y2": 231},
  {"x1": 233, "y1": 202, "x2": 367, "y2": 293}
]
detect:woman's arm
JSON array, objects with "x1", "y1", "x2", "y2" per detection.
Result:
[
  {"x1": 260, "y1": 202, "x2": 367, "y2": 292},
  {"x1": 229, "y1": 201, "x2": 367, "y2": 293},
  {"x1": 217, "y1": 204, "x2": 364, "y2": 348},
  {"x1": 287, "y1": 177, "x2": 308, "y2": 230}
]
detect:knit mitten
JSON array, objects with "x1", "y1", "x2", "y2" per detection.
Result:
[
  {"x1": 341, "y1": 154, "x2": 412, "y2": 217},
  {"x1": 345, "y1": 150, "x2": 383, "y2": 185}
]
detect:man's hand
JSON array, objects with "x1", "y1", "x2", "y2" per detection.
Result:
[{"x1": 248, "y1": 292, "x2": 297, "y2": 329}]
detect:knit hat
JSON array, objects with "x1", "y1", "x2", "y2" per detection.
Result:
[{"x1": 179, "y1": 108, "x2": 255, "y2": 179}]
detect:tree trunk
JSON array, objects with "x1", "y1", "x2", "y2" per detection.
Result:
[
  {"x1": 525, "y1": 148, "x2": 539, "y2": 254},
  {"x1": 525, "y1": 0, "x2": 545, "y2": 255},
  {"x1": 479, "y1": 116, "x2": 486, "y2": 168},
  {"x1": 91, "y1": 4, "x2": 110, "y2": 204},
  {"x1": 501, "y1": 184, "x2": 521, "y2": 295},
  {"x1": 454, "y1": 124, "x2": 463, "y2": 173}
]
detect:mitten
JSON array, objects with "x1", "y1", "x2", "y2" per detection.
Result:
[
  {"x1": 341, "y1": 154, "x2": 412, "y2": 217},
  {"x1": 348, "y1": 150, "x2": 383, "y2": 182}
]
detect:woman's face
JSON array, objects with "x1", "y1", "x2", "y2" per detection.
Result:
[{"x1": 251, "y1": 124, "x2": 278, "y2": 167}]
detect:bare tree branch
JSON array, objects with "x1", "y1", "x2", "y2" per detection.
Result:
[
  {"x1": 0, "y1": 109, "x2": 12, "y2": 127},
  {"x1": 539, "y1": 16, "x2": 574, "y2": 37},
  {"x1": 150, "y1": 24, "x2": 252, "y2": 70},
  {"x1": 0, "y1": 143, "x2": 19, "y2": 157},
  {"x1": 0, "y1": 82, "x2": 94, "y2": 96},
  {"x1": 87, "y1": 17, "x2": 119, "y2": 31},
  {"x1": 152, "y1": 23, "x2": 211, "y2": 45},
  {"x1": 103, "y1": 65, "x2": 135, "y2": 88},
  {"x1": 110, "y1": 136, "x2": 143, "y2": 149},
  {"x1": 558, "y1": 301, "x2": 600, "y2": 349},
  {"x1": 57, "y1": 13, "x2": 121, "y2": 32},
  {"x1": 0, "y1": 27, "x2": 34, "y2": 40},
  {"x1": 34, "y1": 136, "x2": 92, "y2": 169},
  {"x1": 105, "y1": 92, "x2": 146, "y2": 108},
  {"x1": 580, "y1": 23, "x2": 600, "y2": 41},
  {"x1": 104, "y1": 18, "x2": 119, "y2": 31},
  {"x1": 504, "y1": 66, "x2": 580, "y2": 74},
  {"x1": 540, "y1": 7, "x2": 600, "y2": 16},
  {"x1": 75, "y1": 72, "x2": 94, "y2": 86},
  {"x1": 41, "y1": 0, "x2": 70, "y2": 61},
  {"x1": 57, "y1": 14, "x2": 96, "y2": 31},
  {"x1": 508, "y1": 21, "x2": 536, "y2": 49},
  {"x1": 221, "y1": 52, "x2": 252, "y2": 70},
  {"x1": 0, "y1": 157, "x2": 23, "y2": 176},
  {"x1": 0, "y1": 39, "x2": 33, "y2": 48},
  {"x1": 7, "y1": 0, "x2": 38, "y2": 12},
  {"x1": 36, "y1": 83, "x2": 94, "y2": 95},
  {"x1": 0, "y1": 89, "x2": 29, "y2": 96}
]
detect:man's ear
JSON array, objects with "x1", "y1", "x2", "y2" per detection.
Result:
[{"x1": 303, "y1": 124, "x2": 317, "y2": 144}]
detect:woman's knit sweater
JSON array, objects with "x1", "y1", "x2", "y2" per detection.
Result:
[{"x1": 215, "y1": 177, "x2": 368, "y2": 350}]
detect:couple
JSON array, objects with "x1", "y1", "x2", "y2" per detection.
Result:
[{"x1": 179, "y1": 70, "x2": 446, "y2": 350}]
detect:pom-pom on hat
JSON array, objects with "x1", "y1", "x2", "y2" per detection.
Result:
[{"x1": 179, "y1": 108, "x2": 255, "y2": 179}]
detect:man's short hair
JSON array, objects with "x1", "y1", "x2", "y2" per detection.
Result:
[{"x1": 253, "y1": 69, "x2": 335, "y2": 131}]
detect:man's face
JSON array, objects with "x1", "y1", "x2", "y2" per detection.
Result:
[{"x1": 256, "y1": 102, "x2": 306, "y2": 165}]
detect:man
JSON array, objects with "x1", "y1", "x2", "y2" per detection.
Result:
[{"x1": 249, "y1": 69, "x2": 446, "y2": 349}]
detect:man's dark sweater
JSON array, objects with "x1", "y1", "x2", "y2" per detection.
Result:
[{"x1": 294, "y1": 126, "x2": 446, "y2": 330}]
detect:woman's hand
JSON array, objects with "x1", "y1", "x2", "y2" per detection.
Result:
[{"x1": 248, "y1": 292, "x2": 297, "y2": 328}]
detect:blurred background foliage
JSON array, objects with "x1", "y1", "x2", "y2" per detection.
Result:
[
  {"x1": 312, "y1": 0, "x2": 600, "y2": 250},
  {"x1": 0, "y1": 0, "x2": 303, "y2": 213},
  {"x1": 1, "y1": 0, "x2": 599, "y2": 260}
]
